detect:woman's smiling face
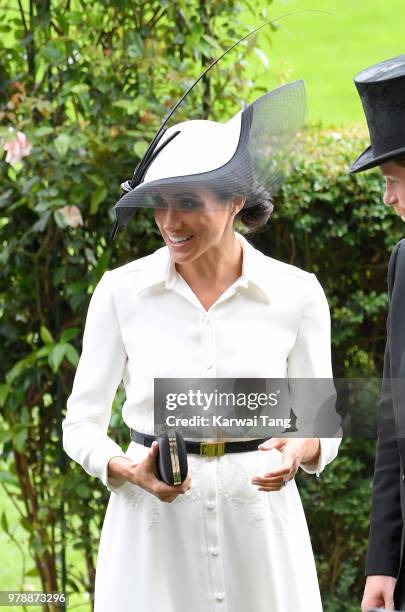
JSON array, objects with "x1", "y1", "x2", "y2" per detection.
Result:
[{"x1": 153, "y1": 187, "x2": 244, "y2": 264}]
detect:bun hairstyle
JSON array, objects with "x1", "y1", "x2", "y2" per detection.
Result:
[
  {"x1": 235, "y1": 184, "x2": 273, "y2": 232},
  {"x1": 209, "y1": 181, "x2": 274, "y2": 233}
]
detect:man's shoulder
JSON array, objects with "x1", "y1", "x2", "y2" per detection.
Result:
[
  {"x1": 388, "y1": 238, "x2": 405, "y2": 293},
  {"x1": 389, "y1": 238, "x2": 405, "y2": 268},
  {"x1": 394, "y1": 238, "x2": 405, "y2": 256}
]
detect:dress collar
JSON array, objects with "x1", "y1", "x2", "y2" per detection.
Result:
[{"x1": 135, "y1": 231, "x2": 271, "y2": 303}]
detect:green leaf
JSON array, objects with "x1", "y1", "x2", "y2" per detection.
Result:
[
  {"x1": 85, "y1": 247, "x2": 97, "y2": 265},
  {"x1": 0, "y1": 471, "x2": 17, "y2": 485},
  {"x1": 54, "y1": 134, "x2": 71, "y2": 157},
  {"x1": 42, "y1": 393, "x2": 53, "y2": 407},
  {"x1": 21, "y1": 406, "x2": 30, "y2": 426},
  {"x1": 90, "y1": 185, "x2": 108, "y2": 215},
  {"x1": 0, "y1": 384, "x2": 10, "y2": 407},
  {"x1": 133, "y1": 140, "x2": 148, "y2": 158},
  {"x1": 40, "y1": 325, "x2": 54, "y2": 345},
  {"x1": 6, "y1": 355, "x2": 34, "y2": 384},
  {"x1": 13, "y1": 428, "x2": 27, "y2": 452},
  {"x1": 76, "y1": 483, "x2": 89, "y2": 497},
  {"x1": 71, "y1": 84, "x2": 90, "y2": 95},
  {"x1": 31, "y1": 211, "x2": 51, "y2": 233},
  {"x1": 113, "y1": 99, "x2": 140, "y2": 113},
  {"x1": 85, "y1": 173, "x2": 104, "y2": 186},
  {"x1": 1, "y1": 511, "x2": 9, "y2": 534},
  {"x1": 66, "y1": 11, "x2": 82, "y2": 25},
  {"x1": 40, "y1": 42, "x2": 65, "y2": 63},
  {"x1": 201, "y1": 34, "x2": 222, "y2": 50},
  {"x1": 34, "y1": 126, "x2": 54, "y2": 137},
  {"x1": 49, "y1": 343, "x2": 66, "y2": 372},
  {"x1": 53, "y1": 209, "x2": 67, "y2": 229},
  {"x1": 65, "y1": 344, "x2": 80, "y2": 367},
  {"x1": 36, "y1": 346, "x2": 52, "y2": 358},
  {"x1": 60, "y1": 327, "x2": 80, "y2": 343},
  {"x1": 20, "y1": 517, "x2": 33, "y2": 533}
]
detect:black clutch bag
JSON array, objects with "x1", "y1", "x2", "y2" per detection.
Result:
[{"x1": 156, "y1": 431, "x2": 188, "y2": 486}]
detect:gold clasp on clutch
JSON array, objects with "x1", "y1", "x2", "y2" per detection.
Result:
[{"x1": 199, "y1": 442, "x2": 225, "y2": 457}]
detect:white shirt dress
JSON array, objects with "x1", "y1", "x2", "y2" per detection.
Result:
[{"x1": 62, "y1": 232, "x2": 340, "y2": 612}]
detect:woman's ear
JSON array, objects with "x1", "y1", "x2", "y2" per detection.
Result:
[{"x1": 231, "y1": 195, "x2": 246, "y2": 215}]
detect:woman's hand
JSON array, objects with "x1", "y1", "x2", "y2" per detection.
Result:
[
  {"x1": 128, "y1": 441, "x2": 192, "y2": 503},
  {"x1": 251, "y1": 438, "x2": 320, "y2": 492}
]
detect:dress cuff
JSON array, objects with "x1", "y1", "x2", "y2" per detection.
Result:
[
  {"x1": 299, "y1": 438, "x2": 340, "y2": 477},
  {"x1": 103, "y1": 453, "x2": 133, "y2": 493}
]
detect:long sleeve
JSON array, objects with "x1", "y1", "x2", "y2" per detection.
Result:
[
  {"x1": 287, "y1": 273, "x2": 341, "y2": 477},
  {"x1": 366, "y1": 241, "x2": 403, "y2": 577},
  {"x1": 365, "y1": 340, "x2": 402, "y2": 576},
  {"x1": 62, "y1": 271, "x2": 130, "y2": 493}
]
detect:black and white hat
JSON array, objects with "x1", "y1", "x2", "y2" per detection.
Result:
[{"x1": 113, "y1": 80, "x2": 307, "y2": 229}]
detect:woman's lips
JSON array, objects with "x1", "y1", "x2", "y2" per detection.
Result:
[{"x1": 166, "y1": 234, "x2": 194, "y2": 248}]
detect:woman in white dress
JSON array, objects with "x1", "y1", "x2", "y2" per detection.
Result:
[{"x1": 62, "y1": 81, "x2": 340, "y2": 612}]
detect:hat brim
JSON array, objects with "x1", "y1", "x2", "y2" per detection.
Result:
[
  {"x1": 114, "y1": 81, "x2": 307, "y2": 227},
  {"x1": 350, "y1": 144, "x2": 405, "y2": 173}
]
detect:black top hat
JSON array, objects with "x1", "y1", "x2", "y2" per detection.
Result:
[{"x1": 350, "y1": 54, "x2": 405, "y2": 174}]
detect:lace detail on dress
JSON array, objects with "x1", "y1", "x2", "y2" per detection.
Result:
[
  {"x1": 115, "y1": 448, "x2": 290, "y2": 532},
  {"x1": 115, "y1": 455, "x2": 204, "y2": 529},
  {"x1": 216, "y1": 453, "x2": 290, "y2": 531},
  {"x1": 117, "y1": 482, "x2": 161, "y2": 531}
]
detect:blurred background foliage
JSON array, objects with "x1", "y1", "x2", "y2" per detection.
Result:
[{"x1": 0, "y1": 1, "x2": 403, "y2": 611}]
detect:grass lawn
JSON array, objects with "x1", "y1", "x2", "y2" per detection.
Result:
[
  {"x1": 0, "y1": 484, "x2": 92, "y2": 612},
  {"x1": 241, "y1": 0, "x2": 405, "y2": 125}
]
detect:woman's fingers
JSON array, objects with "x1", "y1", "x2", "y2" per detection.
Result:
[
  {"x1": 255, "y1": 439, "x2": 309, "y2": 490},
  {"x1": 252, "y1": 477, "x2": 287, "y2": 489},
  {"x1": 253, "y1": 475, "x2": 288, "y2": 485},
  {"x1": 261, "y1": 465, "x2": 291, "y2": 478},
  {"x1": 252, "y1": 466, "x2": 296, "y2": 491},
  {"x1": 253, "y1": 476, "x2": 291, "y2": 491},
  {"x1": 251, "y1": 465, "x2": 294, "y2": 482}
]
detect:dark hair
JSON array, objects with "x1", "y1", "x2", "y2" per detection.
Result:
[{"x1": 208, "y1": 181, "x2": 274, "y2": 233}]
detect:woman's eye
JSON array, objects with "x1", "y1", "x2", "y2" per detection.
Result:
[
  {"x1": 149, "y1": 194, "x2": 167, "y2": 208},
  {"x1": 178, "y1": 199, "x2": 202, "y2": 211}
]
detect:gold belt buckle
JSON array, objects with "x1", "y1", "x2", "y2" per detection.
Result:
[{"x1": 200, "y1": 442, "x2": 225, "y2": 457}]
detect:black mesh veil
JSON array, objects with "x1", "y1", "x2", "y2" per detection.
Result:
[{"x1": 113, "y1": 80, "x2": 306, "y2": 229}]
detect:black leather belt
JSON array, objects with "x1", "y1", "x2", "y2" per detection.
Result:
[{"x1": 130, "y1": 429, "x2": 269, "y2": 456}]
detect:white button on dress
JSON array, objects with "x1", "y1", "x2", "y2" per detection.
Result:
[{"x1": 62, "y1": 232, "x2": 341, "y2": 612}]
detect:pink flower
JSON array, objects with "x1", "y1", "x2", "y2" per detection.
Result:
[
  {"x1": 3, "y1": 130, "x2": 32, "y2": 165},
  {"x1": 59, "y1": 205, "x2": 83, "y2": 228}
]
